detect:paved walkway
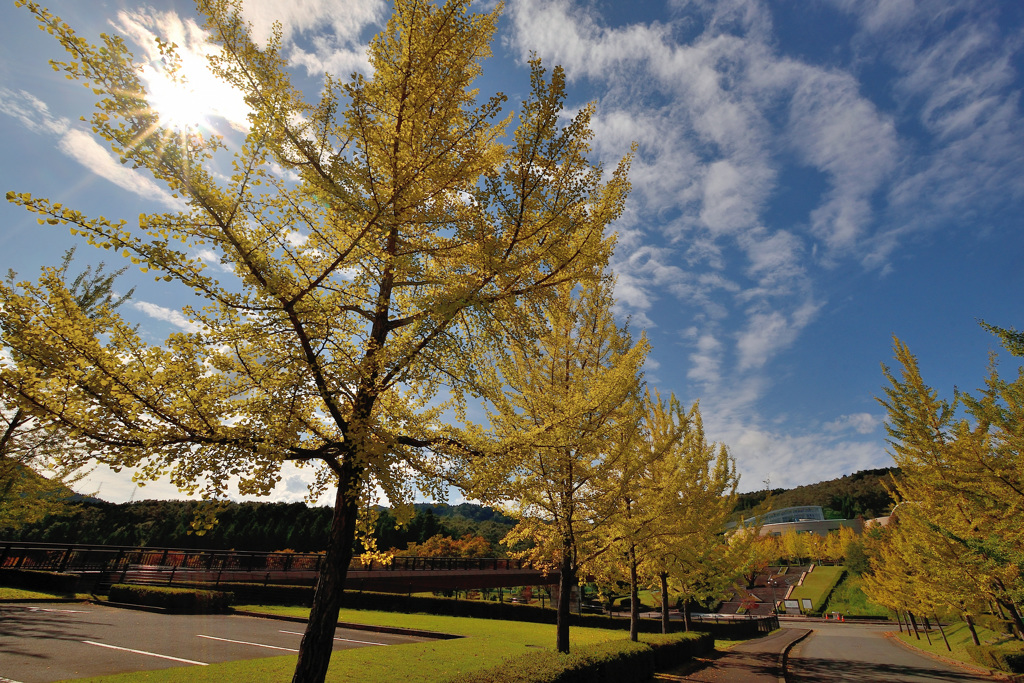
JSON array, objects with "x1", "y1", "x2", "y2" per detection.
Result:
[{"x1": 654, "y1": 628, "x2": 810, "y2": 683}]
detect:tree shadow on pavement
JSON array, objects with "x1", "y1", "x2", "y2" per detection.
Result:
[
  {"x1": 787, "y1": 656, "x2": 992, "y2": 682},
  {"x1": 0, "y1": 604, "x2": 100, "y2": 658}
]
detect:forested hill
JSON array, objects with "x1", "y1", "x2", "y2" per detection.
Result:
[
  {"x1": 4, "y1": 470, "x2": 897, "y2": 551},
  {"x1": 733, "y1": 467, "x2": 899, "y2": 520},
  {"x1": 4, "y1": 500, "x2": 515, "y2": 553}
]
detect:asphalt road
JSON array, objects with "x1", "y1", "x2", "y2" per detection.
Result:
[
  {"x1": 0, "y1": 602, "x2": 433, "y2": 683},
  {"x1": 785, "y1": 621, "x2": 993, "y2": 682}
]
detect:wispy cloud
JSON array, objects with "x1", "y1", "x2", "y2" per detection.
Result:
[
  {"x1": 0, "y1": 88, "x2": 181, "y2": 209},
  {"x1": 240, "y1": 0, "x2": 382, "y2": 78},
  {"x1": 132, "y1": 301, "x2": 203, "y2": 333}
]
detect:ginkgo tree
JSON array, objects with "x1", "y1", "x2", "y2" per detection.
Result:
[
  {"x1": 878, "y1": 327, "x2": 1024, "y2": 639},
  {"x1": 1, "y1": 0, "x2": 634, "y2": 680},
  {"x1": 484, "y1": 275, "x2": 648, "y2": 653},
  {"x1": 0, "y1": 249, "x2": 133, "y2": 531},
  {"x1": 635, "y1": 397, "x2": 739, "y2": 634}
]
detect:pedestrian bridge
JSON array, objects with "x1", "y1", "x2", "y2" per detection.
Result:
[{"x1": 0, "y1": 541, "x2": 557, "y2": 592}]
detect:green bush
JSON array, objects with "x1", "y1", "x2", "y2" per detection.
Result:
[
  {"x1": 444, "y1": 633, "x2": 710, "y2": 683},
  {"x1": 966, "y1": 641, "x2": 1024, "y2": 673},
  {"x1": 108, "y1": 584, "x2": 233, "y2": 613},
  {"x1": 0, "y1": 568, "x2": 79, "y2": 594}
]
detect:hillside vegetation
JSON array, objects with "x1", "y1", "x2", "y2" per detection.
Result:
[
  {"x1": 734, "y1": 467, "x2": 898, "y2": 520},
  {"x1": 4, "y1": 469, "x2": 896, "y2": 551}
]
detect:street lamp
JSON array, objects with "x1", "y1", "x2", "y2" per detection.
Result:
[{"x1": 768, "y1": 578, "x2": 779, "y2": 615}]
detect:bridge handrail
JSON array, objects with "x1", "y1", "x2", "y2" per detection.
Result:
[{"x1": 0, "y1": 540, "x2": 528, "y2": 575}]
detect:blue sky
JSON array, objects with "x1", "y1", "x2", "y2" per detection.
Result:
[{"x1": 1, "y1": 0, "x2": 1022, "y2": 504}]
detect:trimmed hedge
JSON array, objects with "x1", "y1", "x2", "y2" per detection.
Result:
[
  {"x1": 0, "y1": 568, "x2": 79, "y2": 594},
  {"x1": 641, "y1": 632, "x2": 714, "y2": 670},
  {"x1": 966, "y1": 641, "x2": 1024, "y2": 674},
  {"x1": 444, "y1": 632, "x2": 712, "y2": 683},
  {"x1": 108, "y1": 584, "x2": 233, "y2": 613}
]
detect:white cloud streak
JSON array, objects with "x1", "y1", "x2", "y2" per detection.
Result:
[
  {"x1": 1, "y1": 88, "x2": 182, "y2": 209},
  {"x1": 132, "y1": 301, "x2": 203, "y2": 333}
]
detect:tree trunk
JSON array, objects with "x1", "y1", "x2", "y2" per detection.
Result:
[
  {"x1": 895, "y1": 611, "x2": 904, "y2": 634},
  {"x1": 964, "y1": 613, "x2": 981, "y2": 646},
  {"x1": 999, "y1": 599, "x2": 1024, "y2": 640},
  {"x1": 556, "y1": 552, "x2": 575, "y2": 653},
  {"x1": 629, "y1": 542, "x2": 639, "y2": 642},
  {"x1": 683, "y1": 596, "x2": 692, "y2": 632},
  {"x1": 922, "y1": 615, "x2": 933, "y2": 646},
  {"x1": 908, "y1": 612, "x2": 920, "y2": 639},
  {"x1": 291, "y1": 471, "x2": 360, "y2": 683},
  {"x1": 934, "y1": 613, "x2": 950, "y2": 651},
  {"x1": 660, "y1": 572, "x2": 670, "y2": 635}
]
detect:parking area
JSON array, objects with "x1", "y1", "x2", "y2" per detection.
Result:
[{"x1": 0, "y1": 602, "x2": 434, "y2": 682}]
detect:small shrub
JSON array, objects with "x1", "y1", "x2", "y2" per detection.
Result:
[{"x1": 108, "y1": 584, "x2": 232, "y2": 613}]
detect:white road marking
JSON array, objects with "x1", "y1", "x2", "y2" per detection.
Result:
[
  {"x1": 28, "y1": 607, "x2": 89, "y2": 613},
  {"x1": 82, "y1": 641, "x2": 208, "y2": 666},
  {"x1": 0, "y1": 676, "x2": 26, "y2": 683},
  {"x1": 279, "y1": 629, "x2": 387, "y2": 646},
  {"x1": 197, "y1": 634, "x2": 299, "y2": 652}
]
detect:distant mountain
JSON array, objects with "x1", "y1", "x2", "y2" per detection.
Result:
[{"x1": 733, "y1": 467, "x2": 899, "y2": 520}]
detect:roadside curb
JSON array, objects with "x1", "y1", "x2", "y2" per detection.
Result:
[
  {"x1": 232, "y1": 609, "x2": 463, "y2": 640},
  {"x1": 883, "y1": 630, "x2": 1023, "y2": 681},
  {"x1": 778, "y1": 629, "x2": 812, "y2": 683}
]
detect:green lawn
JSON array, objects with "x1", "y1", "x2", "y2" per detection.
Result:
[
  {"x1": 62, "y1": 606, "x2": 640, "y2": 683},
  {"x1": 822, "y1": 574, "x2": 890, "y2": 617},
  {"x1": 787, "y1": 565, "x2": 844, "y2": 612},
  {"x1": 896, "y1": 619, "x2": 1009, "y2": 670}
]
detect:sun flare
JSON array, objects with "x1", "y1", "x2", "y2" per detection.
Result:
[{"x1": 139, "y1": 51, "x2": 249, "y2": 133}]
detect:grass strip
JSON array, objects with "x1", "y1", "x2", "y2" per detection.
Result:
[{"x1": 0, "y1": 587, "x2": 81, "y2": 600}]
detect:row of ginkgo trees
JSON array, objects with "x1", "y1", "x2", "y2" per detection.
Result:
[
  {"x1": 1, "y1": 0, "x2": 739, "y2": 680},
  {"x1": 482, "y1": 276, "x2": 741, "y2": 651},
  {"x1": 861, "y1": 324, "x2": 1024, "y2": 647}
]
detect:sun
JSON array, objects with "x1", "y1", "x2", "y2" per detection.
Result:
[{"x1": 139, "y1": 49, "x2": 249, "y2": 133}]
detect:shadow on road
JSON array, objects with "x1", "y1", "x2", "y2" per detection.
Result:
[
  {"x1": 0, "y1": 605, "x2": 99, "y2": 658},
  {"x1": 788, "y1": 656, "x2": 989, "y2": 682}
]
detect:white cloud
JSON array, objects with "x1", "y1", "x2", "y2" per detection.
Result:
[
  {"x1": 132, "y1": 301, "x2": 203, "y2": 333},
  {"x1": 58, "y1": 130, "x2": 182, "y2": 210},
  {"x1": 1, "y1": 88, "x2": 183, "y2": 209},
  {"x1": 0, "y1": 88, "x2": 68, "y2": 136},
  {"x1": 735, "y1": 298, "x2": 821, "y2": 371},
  {"x1": 240, "y1": 0, "x2": 383, "y2": 77},
  {"x1": 825, "y1": 413, "x2": 884, "y2": 435}
]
